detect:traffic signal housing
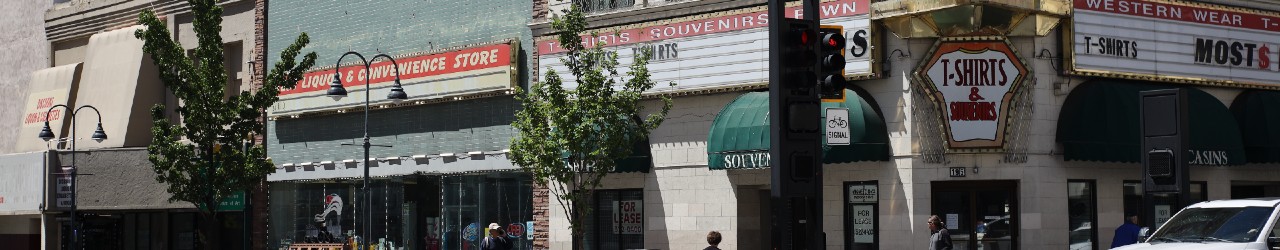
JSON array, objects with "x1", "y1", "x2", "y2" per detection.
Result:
[
  {"x1": 779, "y1": 19, "x2": 818, "y2": 89},
  {"x1": 818, "y1": 25, "x2": 846, "y2": 100}
]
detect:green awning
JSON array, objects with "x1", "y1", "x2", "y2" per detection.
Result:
[
  {"x1": 1230, "y1": 90, "x2": 1280, "y2": 164},
  {"x1": 1056, "y1": 81, "x2": 1246, "y2": 165},
  {"x1": 614, "y1": 137, "x2": 652, "y2": 173},
  {"x1": 707, "y1": 90, "x2": 891, "y2": 170}
]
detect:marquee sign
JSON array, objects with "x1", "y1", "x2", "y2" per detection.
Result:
[
  {"x1": 536, "y1": 0, "x2": 876, "y2": 94},
  {"x1": 915, "y1": 38, "x2": 1029, "y2": 148},
  {"x1": 1070, "y1": 0, "x2": 1280, "y2": 88},
  {"x1": 270, "y1": 41, "x2": 519, "y2": 116}
]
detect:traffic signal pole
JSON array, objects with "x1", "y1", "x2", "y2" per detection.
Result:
[{"x1": 769, "y1": 0, "x2": 826, "y2": 249}]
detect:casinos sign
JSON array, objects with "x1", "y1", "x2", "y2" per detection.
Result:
[{"x1": 916, "y1": 38, "x2": 1029, "y2": 148}]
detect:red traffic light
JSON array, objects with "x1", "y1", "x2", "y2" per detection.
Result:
[
  {"x1": 822, "y1": 32, "x2": 845, "y2": 49},
  {"x1": 787, "y1": 28, "x2": 815, "y2": 46}
]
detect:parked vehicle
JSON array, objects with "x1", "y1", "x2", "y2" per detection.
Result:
[{"x1": 1114, "y1": 198, "x2": 1280, "y2": 250}]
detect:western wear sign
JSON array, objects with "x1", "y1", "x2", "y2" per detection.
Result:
[{"x1": 1070, "y1": 0, "x2": 1280, "y2": 88}]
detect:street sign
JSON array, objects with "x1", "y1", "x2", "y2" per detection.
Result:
[{"x1": 826, "y1": 108, "x2": 851, "y2": 145}]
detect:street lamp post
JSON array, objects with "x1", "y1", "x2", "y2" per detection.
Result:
[
  {"x1": 326, "y1": 51, "x2": 408, "y2": 248},
  {"x1": 38, "y1": 104, "x2": 107, "y2": 250}
]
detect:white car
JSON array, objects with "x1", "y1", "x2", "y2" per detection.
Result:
[{"x1": 1114, "y1": 198, "x2": 1280, "y2": 250}]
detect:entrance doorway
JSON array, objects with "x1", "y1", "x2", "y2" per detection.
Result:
[{"x1": 932, "y1": 181, "x2": 1018, "y2": 250}]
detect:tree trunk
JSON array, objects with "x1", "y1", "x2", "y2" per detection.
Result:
[{"x1": 199, "y1": 210, "x2": 222, "y2": 250}]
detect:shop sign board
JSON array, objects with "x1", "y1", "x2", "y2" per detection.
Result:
[
  {"x1": 847, "y1": 183, "x2": 877, "y2": 203},
  {"x1": 916, "y1": 38, "x2": 1028, "y2": 148},
  {"x1": 1071, "y1": 0, "x2": 1280, "y2": 88},
  {"x1": 271, "y1": 41, "x2": 519, "y2": 116},
  {"x1": 537, "y1": 0, "x2": 876, "y2": 94},
  {"x1": 613, "y1": 200, "x2": 643, "y2": 234},
  {"x1": 0, "y1": 152, "x2": 47, "y2": 214}
]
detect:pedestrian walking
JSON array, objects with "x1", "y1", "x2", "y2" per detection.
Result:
[
  {"x1": 1111, "y1": 214, "x2": 1141, "y2": 248},
  {"x1": 705, "y1": 231, "x2": 722, "y2": 250},
  {"x1": 928, "y1": 215, "x2": 953, "y2": 250},
  {"x1": 480, "y1": 223, "x2": 512, "y2": 250}
]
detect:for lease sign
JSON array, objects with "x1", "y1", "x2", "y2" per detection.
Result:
[
  {"x1": 613, "y1": 200, "x2": 643, "y2": 234},
  {"x1": 1071, "y1": 0, "x2": 1280, "y2": 87}
]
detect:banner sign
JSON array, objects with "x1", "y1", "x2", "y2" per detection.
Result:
[
  {"x1": 1071, "y1": 0, "x2": 1280, "y2": 88},
  {"x1": 612, "y1": 200, "x2": 643, "y2": 234},
  {"x1": 916, "y1": 38, "x2": 1028, "y2": 148},
  {"x1": 271, "y1": 41, "x2": 518, "y2": 116},
  {"x1": 537, "y1": 0, "x2": 876, "y2": 94},
  {"x1": 0, "y1": 152, "x2": 47, "y2": 214}
]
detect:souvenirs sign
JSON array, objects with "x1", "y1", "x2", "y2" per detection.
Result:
[
  {"x1": 271, "y1": 41, "x2": 519, "y2": 116},
  {"x1": 1071, "y1": 0, "x2": 1280, "y2": 88},
  {"x1": 537, "y1": 0, "x2": 876, "y2": 94},
  {"x1": 915, "y1": 38, "x2": 1028, "y2": 148}
]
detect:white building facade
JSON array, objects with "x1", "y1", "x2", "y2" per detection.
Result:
[{"x1": 532, "y1": 0, "x2": 1280, "y2": 249}]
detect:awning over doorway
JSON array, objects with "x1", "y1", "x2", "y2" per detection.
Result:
[
  {"x1": 1056, "y1": 81, "x2": 1246, "y2": 165},
  {"x1": 1230, "y1": 90, "x2": 1280, "y2": 164},
  {"x1": 707, "y1": 90, "x2": 890, "y2": 170}
]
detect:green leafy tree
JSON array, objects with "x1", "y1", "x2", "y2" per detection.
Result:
[
  {"x1": 510, "y1": 5, "x2": 672, "y2": 250},
  {"x1": 134, "y1": 0, "x2": 316, "y2": 249}
]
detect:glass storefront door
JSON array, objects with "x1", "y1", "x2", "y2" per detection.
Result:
[
  {"x1": 932, "y1": 181, "x2": 1018, "y2": 250},
  {"x1": 440, "y1": 173, "x2": 534, "y2": 250}
]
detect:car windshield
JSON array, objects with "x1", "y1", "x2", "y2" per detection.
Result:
[{"x1": 1150, "y1": 206, "x2": 1273, "y2": 243}]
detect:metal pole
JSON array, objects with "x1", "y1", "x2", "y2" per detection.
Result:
[
  {"x1": 70, "y1": 110, "x2": 77, "y2": 250},
  {"x1": 362, "y1": 57, "x2": 372, "y2": 250}
]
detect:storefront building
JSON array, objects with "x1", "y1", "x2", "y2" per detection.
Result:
[
  {"x1": 31, "y1": 1, "x2": 265, "y2": 249},
  {"x1": 262, "y1": 1, "x2": 538, "y2": 249},
  {"x1": 533, "y1": 0, "x2": 1280, "y2": 249}
]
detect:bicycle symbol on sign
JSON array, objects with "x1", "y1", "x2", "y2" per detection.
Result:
[{"x1": 828, "y1": 116, "x2": 847, "y2": 128}]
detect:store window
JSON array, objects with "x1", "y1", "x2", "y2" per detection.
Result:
[
  {"x1": 1122, "y1": 181, "x2": 1207, "y2": 229},
  {"x1": 269, "y1": 177, "x2": 433, "y2": 250},
  {"x1": 573, "y1": 0, "x2": 636, "y2": 13},
  {"x1": 585, "y1": 189, "x2": 644, "y2": 250},
  {"x1": 439, "y1": 173, "x2": 534, "y2": 250},
  {"x1": 1068, "y1": 180, "x2": 1097, "y2": 250},
  {"x1": 844, "y1": 181, "x2": 878, "y2": 250}
]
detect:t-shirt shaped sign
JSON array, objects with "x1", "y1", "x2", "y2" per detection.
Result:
[{"x1": 916, "y1": 38, "x2": 1028, "y2": 148}]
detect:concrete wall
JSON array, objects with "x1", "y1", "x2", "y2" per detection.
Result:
[{"x1": 0, "y1": 0, "x2": 53, "y2": 154}]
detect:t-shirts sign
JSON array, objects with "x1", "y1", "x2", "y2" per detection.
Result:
[
  {"x1": 916, "y1": 38, "x2": 1028, "y2": 148},
  {"x1": 613, "y1": 200, "x2": 643, "y2": 234}
]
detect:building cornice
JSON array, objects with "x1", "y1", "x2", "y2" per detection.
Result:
[{"x1": 44, "y1": 0, "x2": 250, "y2": 44}]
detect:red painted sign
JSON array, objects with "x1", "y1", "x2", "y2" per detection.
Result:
[
  {"x1": 538, "y1": 0, "x2": 869, "y2": 54},
  {"x1": 1075, "y1": 0, "x2": 1280, "y2": 32},
  {"x1": 285, "y1": 43, "x2": 512, "y2": 95}
]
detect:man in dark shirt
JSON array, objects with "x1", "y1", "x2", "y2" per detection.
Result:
[
  {"x1": 705, "y1": 231, "x2": 722, "y2": 250},
  {"x1": 1111, "y1": 215, "x2": 1141, "y2": 248}
]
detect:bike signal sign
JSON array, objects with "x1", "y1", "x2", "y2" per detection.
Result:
[{"x1": 826, "y1": 108, "x2": 851, "y2": 146}]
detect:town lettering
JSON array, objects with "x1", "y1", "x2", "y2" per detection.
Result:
[
  {"x1": 949, "y1": 101, "x2": 997, "y2": 121},
  {"x1": 632, "y1": 43, "x2": 678, "y2": 61},
  {"x1": 1083, "y1": 36, "x2": 1138, "y2": 58},
  {"x1": 1194, "y1": 38, "x2": 1261, "y2": 67},
  {"x1": 849, "y1": 29, "x2": 869, "y2": 57},
  {"x1": 939, "y1": 59, "x2": 1008, "y2": 86},
  {"x1": 723, "y1": 152, "x2": 770, "y2": 169},
  {"x1": 1188, "y1": 150, "x2": 1229, "y2": 165}
]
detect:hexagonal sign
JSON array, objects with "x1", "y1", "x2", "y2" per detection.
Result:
[{"x1": 915, "y1": 38, "x2": 1029, "y2": 148}]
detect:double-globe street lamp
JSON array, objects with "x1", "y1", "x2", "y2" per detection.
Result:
[
  {"x1": 37, "y1": 104, "x2": 107, "y2": 250},
  {"x1": 326, "y1": 51, "x2": 408, "y2": 248}
]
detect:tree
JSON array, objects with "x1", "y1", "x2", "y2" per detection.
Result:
[
  {"x1": 134, "y1": 0, "x2": 316, "y2": 249},
  {"x1": 510, "y1": 5, "x2": 672, "y2": 250}
]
